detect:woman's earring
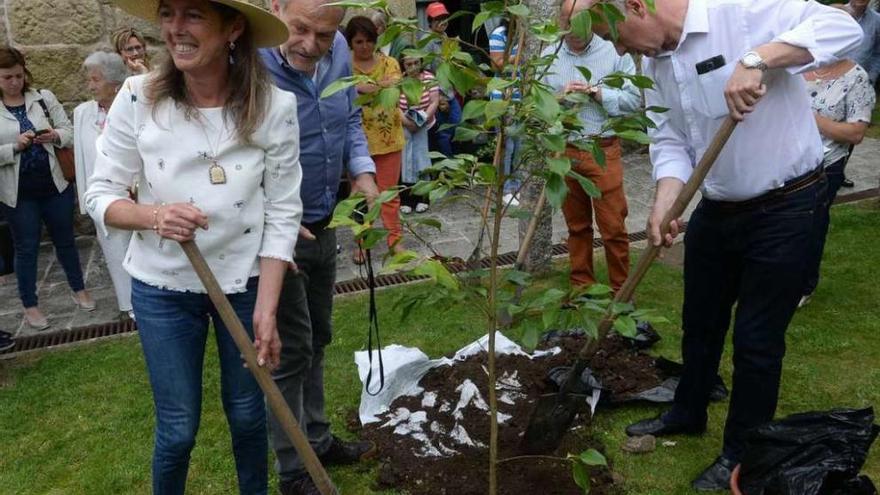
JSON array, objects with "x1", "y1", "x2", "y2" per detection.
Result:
[{"x1": 228, "y1": 41, "x2": 236, "y2": 65}]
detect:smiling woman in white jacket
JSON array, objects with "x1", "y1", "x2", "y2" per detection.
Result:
[{"x1": 74, "y1": 51, "x2": 133, "y2": 316}]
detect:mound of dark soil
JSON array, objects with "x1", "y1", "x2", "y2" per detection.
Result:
[{"x1": 360, "y1": 334, "x2": 663, "y2": 495}]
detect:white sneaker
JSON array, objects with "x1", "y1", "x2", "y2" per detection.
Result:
[
  {"x1": 797, "y1": 295, "x2": 811, "y2": 309},
  {"x1": 503, "y1": 193, "x2": 519, "y2": 207},
  {"x1": 400, "y1": 205, "x2": 413, "y2": 214},
  {"x1": 415, "y1": 202, "x2": 429, "y2": 213}
]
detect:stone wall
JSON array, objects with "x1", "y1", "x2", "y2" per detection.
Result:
[{"x1": 1, "y1": 0, "x2": 415, "y2": 113}]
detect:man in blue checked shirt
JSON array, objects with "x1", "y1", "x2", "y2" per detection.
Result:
[{"x1": 262, "y1": 1, "x2": 380, "y2": 493}]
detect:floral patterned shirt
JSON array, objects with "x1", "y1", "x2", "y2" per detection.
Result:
[
  {"x1": 354, "y1": 54, "x2": 405, "y2": 156},
  {"x1": 806, "y1": 64, "x2": 875, "y2": 166}
]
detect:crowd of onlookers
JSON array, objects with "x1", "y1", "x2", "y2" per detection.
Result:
[{"x1": 0, "y1": 0, "x2": 877, "y2": 492}]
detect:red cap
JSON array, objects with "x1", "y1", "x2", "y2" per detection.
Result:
[{"x1": 426, "y1": 2, "x2": 450, "y2": 19}]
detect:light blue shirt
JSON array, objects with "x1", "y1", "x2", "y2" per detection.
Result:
[
  {"x1": 260, "y1": 32, "x2": 375, "y2": 224},
  {"x1": 851, "y1": 5, "x2": 880, "y2": 83},
  {"x1": 540, "y1": 37, "x2": 641, "y2": 138}
]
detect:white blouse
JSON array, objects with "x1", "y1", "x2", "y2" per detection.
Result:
[{"x1": 84, "y1": 75, "x2": 302, "y2": 294}]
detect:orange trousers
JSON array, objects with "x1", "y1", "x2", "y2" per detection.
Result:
[
  {"x1": 373, "y1": 150, "x2": 403, "y2": 247},
  {"x1": 562, "y1": 140, "x2": 629, "y2": 291}
]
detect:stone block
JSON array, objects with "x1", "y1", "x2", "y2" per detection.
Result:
[
  {"x1": 8, "y1": 0, "x2": 104, "y2": 45},
  {"x1": 23, "y1": 46, "x2": 93, "y2": 105},
  {"x1": 0, "y1": 6, "x2": 9, "y2": 45}
]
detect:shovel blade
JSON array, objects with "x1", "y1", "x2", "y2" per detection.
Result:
[{"x1": 520, "y1": 392, "x2": 582, "y2": 454}]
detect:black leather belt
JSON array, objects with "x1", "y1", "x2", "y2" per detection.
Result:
[
  {"x1": 704, "y1": 167, "x2": 824, "y2": 212},
  {"x1": 302, "y1": 215, "x2": 332, "y2": 232}
]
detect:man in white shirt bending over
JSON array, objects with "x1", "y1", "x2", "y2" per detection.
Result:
[{"x1": 590, "y1": 0, "x2": 862, "y2": 490}]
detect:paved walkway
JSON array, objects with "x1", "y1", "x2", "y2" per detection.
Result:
[{"x1": 2, "y1": 138, "x2": 878, "y2": 338}]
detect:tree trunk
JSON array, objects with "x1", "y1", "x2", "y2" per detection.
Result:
[{"x1": 517, "y1": 0, "x2": 560, "y2": 275}]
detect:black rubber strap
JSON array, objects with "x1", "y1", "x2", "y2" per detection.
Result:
[{"x1": 363, "y1": 246, "x2": 385, "y2": 396}]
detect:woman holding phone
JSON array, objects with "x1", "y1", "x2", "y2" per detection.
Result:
[{"x1": 0, "y1": 47, "x2": 94, "y2": 330}]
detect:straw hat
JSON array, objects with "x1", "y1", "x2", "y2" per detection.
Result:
[{"x1": 110, "y1": 0, "x2": 288, "y2": 48}]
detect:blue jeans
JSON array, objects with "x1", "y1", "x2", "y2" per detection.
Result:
[
  {"x1": 133, "y1": 278, "x2": 268, "y2": 495},
  {"x1": 668, "y1": 172, "x2": 826, "y2": 461},
  {"x1": 0, "y1": 185, "x2": 84, "y2": 307},
  {"x1": 802, "y1": 157, "x2": 847, "y2": 296}
]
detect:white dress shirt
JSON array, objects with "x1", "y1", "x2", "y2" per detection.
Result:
[
  {"x1": 645, "y1": 0, "x2": 863, "y2": 201},
  {"x1": 84, "y1": 75, "x2": 303, "y2": 294}
]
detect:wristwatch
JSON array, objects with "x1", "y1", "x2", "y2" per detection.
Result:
[{"x1": 740, "y1": 51, "x2": 768, "y2": 71}]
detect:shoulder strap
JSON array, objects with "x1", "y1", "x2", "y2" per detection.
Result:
[{"x1": 35, "y1": 90, "x2": 56, "y2": 128}]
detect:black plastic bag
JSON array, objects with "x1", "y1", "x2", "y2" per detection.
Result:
[{"x1": 738, "y1": 408, "x2": 879, "y2": 495}]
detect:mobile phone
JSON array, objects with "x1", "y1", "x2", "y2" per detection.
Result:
[
  {"x1": 33, "y1": 129, "x2": 50, "y2": 136},
  {"x1": 696, "y1": 55, "x2": 726, "y2": 75}
]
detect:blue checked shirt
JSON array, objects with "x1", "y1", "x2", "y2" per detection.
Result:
[
  {"x1": 260, "y1": 32, "x2": 375, "y2": 224},
  {"x1": 541, "y1": 37, "x2": 641, "y2": 138}
]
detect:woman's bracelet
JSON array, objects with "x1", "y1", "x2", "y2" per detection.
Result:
[{"x1": 152, "y1": 203, "x2": 165, "y2": 232}]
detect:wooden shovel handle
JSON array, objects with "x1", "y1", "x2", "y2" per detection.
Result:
[
  {"x1": 581, "y1": 116, "x2": 738, "y2": 359},
  {"x1": 180, "y1": 241, "x2": 338, "y2": 495}
]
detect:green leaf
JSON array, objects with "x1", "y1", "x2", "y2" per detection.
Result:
[
  {"x1": 454, "y1": 126, "x2": 482, "y2": 142},
  {"x1": 504, "y1": 270, "x2": 531, "y2": 286},
  {"x1": 377, "y1": 86, "x2": 401, "y2": 110},
  {"x1": 584, "y1": 283, "x2": 612, "y2": 297},
  {"x1": 358, "y1": 227, "x2": 388, "y2": 249},
  {"x1": 532, "y1": 86, "x2": 561, "y2": 124},
  {"x1": 570, "y1": 9, "x2": 592, "y2": 41},
  {"x1": 320, "y1": 76, "x2": 361, "y2": 99},
  {"x1": 477, "y1": 164, "x2": 497, "y2": 184},
  {"x1": 579, "y1": 449, "x2": 607, "y2": 467},
  {"x1": 485, "y1": 99, "x2": 509, "y2": 122},
  {"x1": 542, "y1": 304, "x2": 560, "y2": 330},
  {"x1": 412, "y1": 217, "x2": 443, "y2": 230},
  {"x1": 461, "y1": 100, "x2": 488, "y2": 122},
  {"x1": 576, "y1": 65, "x2": 593, "y2": 84},
  {"x1": 486, "y1": 77, "x2": 516, "y2": 93},
  {"x1": 571, "y1": 461, "x2": 590, "y2": 493},
  {"x1": 616, "y1": 129, "x2": 651, "y2": 145},
  {"x1": 548, "y1": 156, "x2": 572, "y2": 176},
  {"x1": 412, "y1": 259, "x2": 459, "y2": 290},
  {"x1": 522, "y1": 326, "x2": 539, "y2": 351},
  {"x1": 507, "y1": 208, "x2": 532, "y2": 220},
  {"x1": 377, "y1": 23, "x2": 403, "y2": 49},
  {"x1": 472, "y1": 10, "x2": 494, "y2": 32},
  {"x1": 567, "y1": 170, "x2": 601, "y2": 198},
  {"x1": 613, "y1": 315, "x2": 638, "y2": 338},
  {"x1": 628, "y1": 74, "x2": 655, "y2": 89},
  {"x1": 507, "y1": 4, "x2": 530, "y2": 18},
  {"x1": 646, "y1": 105, "x2": 670, "y2": 114},
  {"x1": 539, "y1": 134, "x2": 567, "y2": 153},
  {"x1": 401, "y1": 77, "x2": 424, "y2": 106},
  {"x1": 545, "y1": 173, "x2": 569, "y2": 209}
]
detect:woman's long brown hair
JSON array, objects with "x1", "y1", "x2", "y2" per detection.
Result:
[{"x1": 144, "y1": 3, "x2": 270, "y2": 144}]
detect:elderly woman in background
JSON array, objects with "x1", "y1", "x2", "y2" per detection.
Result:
[
  {"x1": 346, "y1": 15, "x2": 406, "y2": 264},
  {"x1": 85, "y1": 0, "x2": 301, "y2": 493},
  {"x1": 112, "y1": 26, "x2": 151, "y2": 74},
  {"x1": 799, "y1": 54, "x2": 875, "y2": 308},
  {"x1": 74, "y1": 51, "x2": 133, "y2": 318},
  {"x1": 0, "y1": 47, "x2": 94, "y2": 330}
]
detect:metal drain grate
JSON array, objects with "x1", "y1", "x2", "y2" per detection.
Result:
[
  {"x1": 4, "y1": 186, "x2": 875, "y2": 356},
  {"x1": 1, "y1": 319, "x2": 137, "y2": 356}
]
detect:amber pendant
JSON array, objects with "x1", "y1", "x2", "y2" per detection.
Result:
[{"x1": 209, "y1": 162, "x2": 227, "y2": 185}]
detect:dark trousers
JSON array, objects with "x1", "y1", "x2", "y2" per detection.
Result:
[
  {"x1": 0, "y1": 185, "x2": 85, "y2": 307},
  {"x1": 269, "y1": 226, "x2": 336, "y2": 481},
  {"x1": 668, "y1": 174, "x2": 827, "y2": 461},
  {"x1": 802, "y1": 157, "x2": 847, "y2": 296}
]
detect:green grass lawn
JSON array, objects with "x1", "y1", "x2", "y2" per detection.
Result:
[
  {"x1": 1, "y1": 201, "x2": 878, "y2": 495},
  {"x1": 867, "y1": 99, "x2": 880, "y2": 140}
]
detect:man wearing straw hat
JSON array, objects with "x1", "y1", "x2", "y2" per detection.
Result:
[
  {"x1": 89, "y1": 0, "x2": 301, "y2": 494},
  {"x1": 261, "y1": 1, "x2": 380, "y2": 494}
]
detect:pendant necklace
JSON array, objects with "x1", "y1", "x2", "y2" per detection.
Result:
[{"x1": 195, "y1": 109, "x2": 229, "y2": 185}]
